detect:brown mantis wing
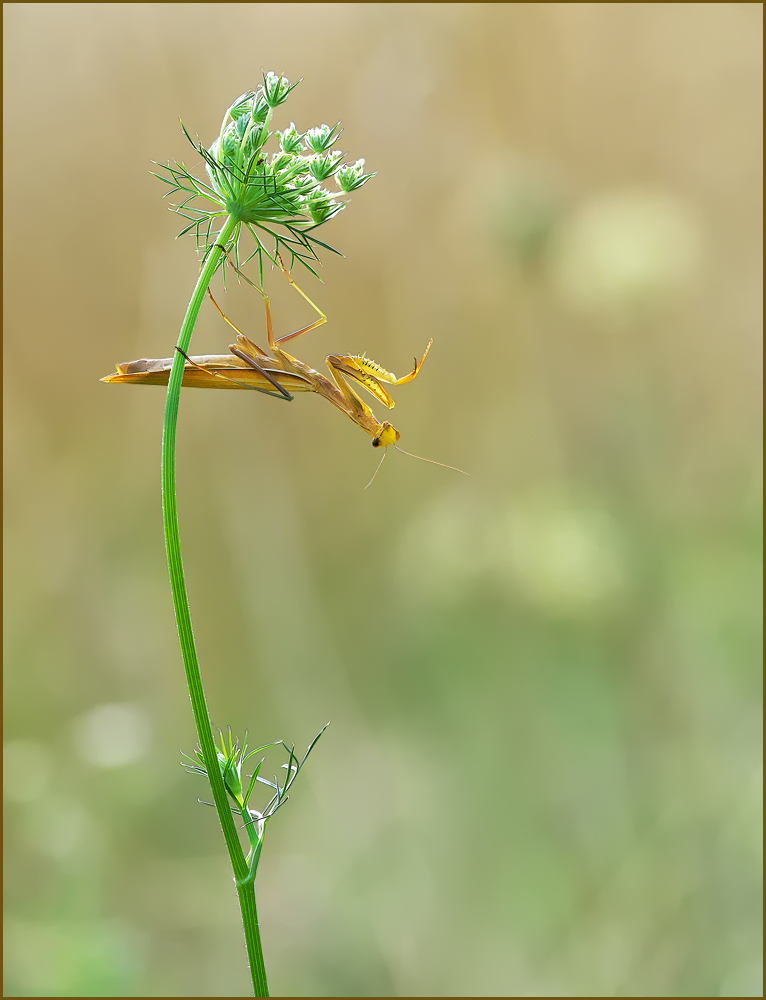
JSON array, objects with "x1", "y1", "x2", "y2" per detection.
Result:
[{"x1": 101, "y1": 352, "x2": 314, "y2": 392}]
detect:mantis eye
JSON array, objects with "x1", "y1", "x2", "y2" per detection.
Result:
[{"x1": 372, "y1": 422, "x2": 400, "y2": 448}]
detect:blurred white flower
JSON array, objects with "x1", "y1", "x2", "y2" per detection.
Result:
[
  {"x1": 395, "y1": 488, "x2": 628, "y2": 617},
  {"x1": 499, "y1": 494, "x2": 628, "y2": 615},
  {"x1": 73, "y1": 702, "x2": 151, "y2": 768},
  {"x1": 549, "y1": 189, "x2": 702, "y2": 313}
]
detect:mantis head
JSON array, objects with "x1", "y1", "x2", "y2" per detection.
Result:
[
  {"x1": 366, "y1": 421, "x2": 468, "y2": 488},
  {"x1": 372, "y1": 422, "x2": 400, "y2": 448}
]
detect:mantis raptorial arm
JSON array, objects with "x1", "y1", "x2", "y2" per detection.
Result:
[
  {"x1": 326, "y1": 355, "x2": 396, "y2": 409},
  {"x1": 324, "y1": 338, "x2": 433, "y2": 410}
]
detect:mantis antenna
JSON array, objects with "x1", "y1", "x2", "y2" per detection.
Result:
[
  {"x1": 365, "y1": 445, "x2": 467, "y2": 490},
  {"x1": 364, "y1": 449, "x2": 387, "y2": 490},
  {"x1": 394, "y1": 445, "x2": 468, "y2": 475}
]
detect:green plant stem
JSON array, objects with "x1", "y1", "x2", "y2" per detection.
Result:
[
  {"x1": 161, "y1": 213, "x2": 269, "y2": 997},
  {"x1": 238, "y1": 881, "x2": 268, "y2": 994}
]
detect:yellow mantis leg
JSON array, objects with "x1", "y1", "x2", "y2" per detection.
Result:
[
  {"x1": 217, "y1": 248, "x2": 328, "y2": 351},
  {"x1": 272, "y1": 254, "x2": 328, "y2": 346},
  {"x1": 204, "y1": 291, "x2": 293, "y2": 400}
]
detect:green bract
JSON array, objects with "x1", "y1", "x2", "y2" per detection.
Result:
[
  {"x1": 277, "y1": 122, "x2": 305, "y2": 154},
  {"x1": 309, "y1": 150, "x2": 345, "y2": 181},
  {"x1": 336, "y1": 158, "x2": 376, "y2": 193},
  {"x1": 305, "y1": 122, "x2": 343, "y2": 153},
  {"x1": 262, "y1": 71, "x2": 299, "y2": 108},
  {"x1": 153, "y1": 72, "x2": 376, "y2": 277},
  {"x1": 307, "y1": 187, "x2": 341, "y2": 225}
]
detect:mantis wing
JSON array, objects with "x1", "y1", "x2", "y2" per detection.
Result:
[{"x1": 101, "y1": 355, "x2": 313, "y2": 392}]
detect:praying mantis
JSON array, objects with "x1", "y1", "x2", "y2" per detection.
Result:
[{"x1": 102, "y1": 257, "x2": 465, "y2": 482}]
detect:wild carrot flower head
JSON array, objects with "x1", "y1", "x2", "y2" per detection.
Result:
[{"x1": 154, "y1": 72, "x2": 376, "y2": 276}]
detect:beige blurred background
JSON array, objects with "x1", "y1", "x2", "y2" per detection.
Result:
[{"x1": 3, "y1": 4, "x2": 762, "y2": 997}]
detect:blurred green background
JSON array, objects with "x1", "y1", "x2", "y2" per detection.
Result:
[{"x1": 3, "y1": 4, "x2": 762, "y2": 997}]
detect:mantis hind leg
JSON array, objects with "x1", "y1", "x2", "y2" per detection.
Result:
[
  {"x1": 207, "y1": 289, "x2": 270, "y2": 357},
  {"x1": 215, "y1": 248, "x2": 327, "y2": 350},
  {"x1": 272, "y1": 253, "x2": 327, "y2": 345}
]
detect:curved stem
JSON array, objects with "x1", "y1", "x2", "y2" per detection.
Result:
[{"x1": 161, "y1": 214, "x2": 269, "y2": 997}]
